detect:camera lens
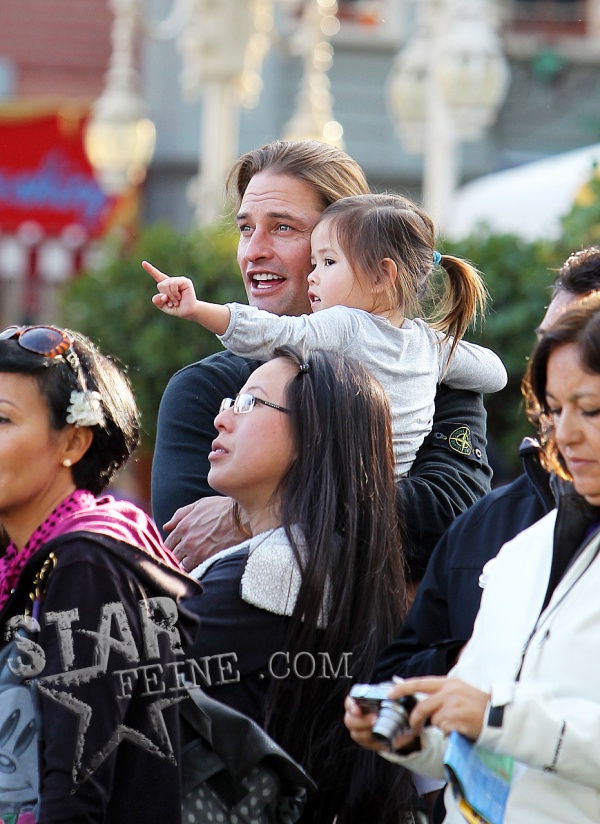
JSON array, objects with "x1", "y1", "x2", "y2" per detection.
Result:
[{"x1": 372, "y1": 695, "x2": 418, "y2": 747}]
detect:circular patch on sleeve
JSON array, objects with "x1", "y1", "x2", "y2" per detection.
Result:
[{"x1": 448, "y1": 426, "x2": 474, "y2": 456}]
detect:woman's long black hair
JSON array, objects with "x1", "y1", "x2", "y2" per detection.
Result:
[{"x1": 264, "y1": 346, "x2": 416, "y2": 823}]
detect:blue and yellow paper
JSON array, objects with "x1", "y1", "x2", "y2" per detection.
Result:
[{"x1": 443, "y1": 731, "x2": 513, "y2": 824}]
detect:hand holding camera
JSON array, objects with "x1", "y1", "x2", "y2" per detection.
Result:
[
  {"x1": 345, "y1": 677, "x2": 490, "y2": 754},
  {"x1": 348, "y1": 681, "x2": 420, "y2": 750}
]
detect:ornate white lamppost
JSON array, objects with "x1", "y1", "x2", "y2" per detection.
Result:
[
  {"x1": 171, "y1": 0, "x2": 274, "y2": 224},
  {"x1": 85, "y1": 0, "x2": 274, "y2": 225},
  {"x1": 85, "y1": 0, "x2": 343, "y2": 225},
  {"x1": 85, "y1": 0, "x2": 345, "y2": 223},
  {"x1": 84, "y1": 0, "x2": 156, "y2": 196},
  {"x1": 386, "y1": 0, "x2": 509, "y2": 232},
  {"x1": 280, "y1": 0, "x2": 344, "y2": 148}
]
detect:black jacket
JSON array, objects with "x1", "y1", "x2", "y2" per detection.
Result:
[
  {"x1": 183, "y1": 540, "x2": 418, "y2": 824},
  {"x1": 373, "y1": 438, "x2": 556, "y2": 681},
  {"x1": 0, "y1": 532, "x2": 201, "y2": 824},
  {"x1": 151, "y1": 351, "x2": 492, "y2": 580}
]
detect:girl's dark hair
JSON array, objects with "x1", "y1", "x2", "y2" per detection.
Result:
[
  {"x1": 0, "y1": 330, "x2": 140, "y2": 495},
  {"x1": 264, "y1": 346, "x2": 414, "y2": 824},
  {"x1": 525, "y1": 293, "x2": 600, "y2": 478},
  {"x1": 318, "y1": 193, "x2": 487, "y2": 360}
]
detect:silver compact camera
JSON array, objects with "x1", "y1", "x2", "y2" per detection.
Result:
[{"x1": 350, "y1": 682, "x2": 418, "y2": 748}]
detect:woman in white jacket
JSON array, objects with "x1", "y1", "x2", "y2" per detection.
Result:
[{"x1": 345, "y1": 294, "x2": 600, "y2": 824}]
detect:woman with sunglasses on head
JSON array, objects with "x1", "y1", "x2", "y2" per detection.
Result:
[
  {"x1": 0, "y1": 325, "x2": 201, "y2": 823},
  {"x1": 183, "y1": 345, "x2": 419, "y2": 824}
]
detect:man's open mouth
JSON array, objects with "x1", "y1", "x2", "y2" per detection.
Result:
[{"x1": 252, "y1": 273, "x2": 285, "y2": 290}]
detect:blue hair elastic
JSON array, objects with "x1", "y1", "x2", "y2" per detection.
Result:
[{"x1": 433, "y1": 251, "x2": 442, "y2": 266}]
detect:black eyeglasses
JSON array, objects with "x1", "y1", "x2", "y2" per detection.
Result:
[{"x1": 219, "y1": 393, "x2": 290, "y2": 415}]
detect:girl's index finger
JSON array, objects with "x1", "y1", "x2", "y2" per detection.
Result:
[{"x1": 142, "y1": 260, "x2": 168, "y2": 283}]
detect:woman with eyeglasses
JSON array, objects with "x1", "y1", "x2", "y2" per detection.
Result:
[
  {"x1": 183, "y1": 345, "x2": 418, "y2": 824},
  {"x1": 0, "y1": 325, "x2": 200, "y2": 823}
]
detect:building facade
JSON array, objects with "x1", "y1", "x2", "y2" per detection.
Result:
[{"x1": 1, "y1": 0, "x2": 599, "y2": 236}]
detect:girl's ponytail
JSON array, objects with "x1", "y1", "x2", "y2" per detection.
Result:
[{"x1": 431, "y1": 253, "x2": 488, "y2": 361}]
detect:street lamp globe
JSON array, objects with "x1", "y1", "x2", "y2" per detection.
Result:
[
  {"x1": 84, "y1": 86, "x2": 156, "y2": 196},
  {"x1": 385, "y1": 33, "x2": 429, "y2": 154},
  {"x1": 437, "y1": 14, "x2": 509, "y2": 141},
  {"x1": 84, "y1": 0, "x2": 156, "y2": 196}
]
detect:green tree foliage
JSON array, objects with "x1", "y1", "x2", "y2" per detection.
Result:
[
  {"x1": 558, "y1": 166, "x2": 600, "y2": 252},
  {"x1": 60, "y1": 222, "x2": 245, "y2": 452}
]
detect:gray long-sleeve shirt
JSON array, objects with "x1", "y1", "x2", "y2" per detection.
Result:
[{"x1": 219, "y1": 304, "x2": 507, "y2": 479}]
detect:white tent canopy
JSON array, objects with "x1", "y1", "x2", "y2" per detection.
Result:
[{"x1": 446, "y1": 143, "x2": 600, "y2": 241}]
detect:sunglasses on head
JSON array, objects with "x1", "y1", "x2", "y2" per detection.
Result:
[
  {"x1": 0, "y1": 325, "x2": 72, "y2": 356},
  {"x1": 0, "y1": 325, "x2": 80, "y2": 369},
  {"x1": 0, "y1": 325, "x2": 105, "y2": 429}
]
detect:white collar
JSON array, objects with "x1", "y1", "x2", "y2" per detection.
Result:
[{"x1": 190, "y1": 526, "x2": 328, "y2": 627}]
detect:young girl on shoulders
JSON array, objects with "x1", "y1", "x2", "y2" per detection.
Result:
[{"x1": 143, "y1": 193, "x2": 506, "y2": 479}]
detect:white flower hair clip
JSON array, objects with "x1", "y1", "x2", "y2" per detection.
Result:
[{"x1": 66, "y1": 389, "x2": 105, "y2": 428}]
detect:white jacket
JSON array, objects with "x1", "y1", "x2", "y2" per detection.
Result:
[{"x1": 385, "y1": 509, "x2": 600, "y2": 823}]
